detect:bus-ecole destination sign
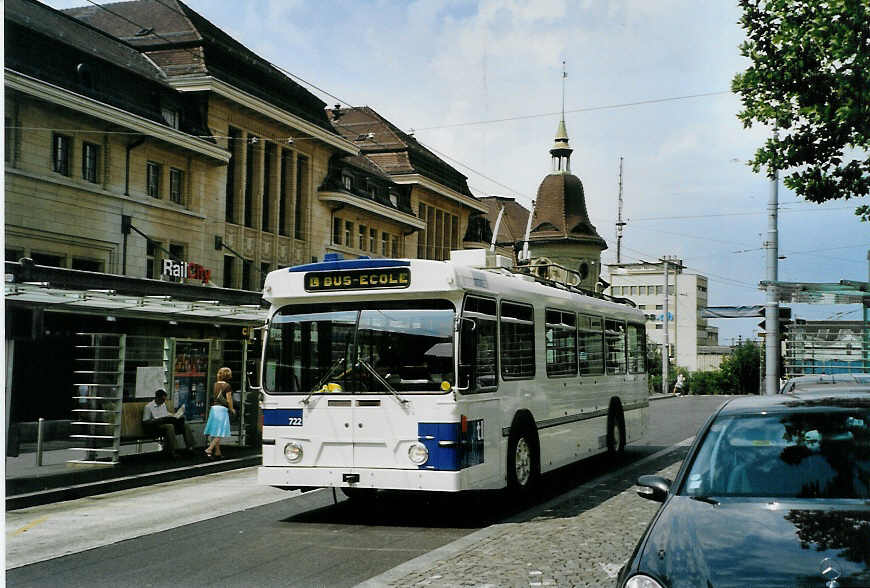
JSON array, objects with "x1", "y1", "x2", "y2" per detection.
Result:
[{"x1": 304, "y1": 268, "x2": 411, "y2": 292}]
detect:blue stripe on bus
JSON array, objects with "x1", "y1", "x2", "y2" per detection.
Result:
[
  {"x1": 287, "y1": 259, "x2": 410, "y2": 273},
  {"x1": 418, "y1": 421, "x2": 485, "y2": 471},
  {"x1": 262, "y1": 409, "x2": 303, "y2": 426}
]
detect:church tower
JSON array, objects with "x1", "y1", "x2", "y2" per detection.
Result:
[{"x1": 527, "y1": 65, "x2": 607, "y2": 291}]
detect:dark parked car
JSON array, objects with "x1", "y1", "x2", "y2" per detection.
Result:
[{"x1": 618, "y1": 391, "x2": 870, "y2": 588}]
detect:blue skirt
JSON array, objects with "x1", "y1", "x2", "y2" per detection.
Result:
[{"x1": 204, "y1": 405, "x2": 231, "y2": 438}]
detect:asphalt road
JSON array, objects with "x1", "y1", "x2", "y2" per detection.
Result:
[{"x1": 7, "y1": 395, "x2": 729, "y2": 588}]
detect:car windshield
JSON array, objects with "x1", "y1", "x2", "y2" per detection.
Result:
[
  {"x1": 263, "y1": 301, "x2": 455, "y2": 394},
  {"x1": 681, "y1": 409, "x2": 870, "y2": 499}
]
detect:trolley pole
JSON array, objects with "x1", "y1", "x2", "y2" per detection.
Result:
[
  {"x1": 764, "y1": 136, "x2": 780, "y2": 395},
  {"x1": 662, "y1": 259, "x2": 669, "y2": 395}
]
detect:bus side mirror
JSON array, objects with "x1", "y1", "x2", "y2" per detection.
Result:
[
  {"x1": 246, "y1": 359, "x2": 262, "y2": 392},
  {"x1": 459, "y1": 318, "x2": 477, "y2": 389}
]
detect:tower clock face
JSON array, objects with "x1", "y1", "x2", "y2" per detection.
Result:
[{"x1": 578, "y1": 261, "x2": 589, "y2": 280}]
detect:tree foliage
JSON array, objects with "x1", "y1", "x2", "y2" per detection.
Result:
[
  {"x1": 732, "y1": 0, "x2": 870, "y2": 220},
  {"x1": 720, "y1": 341, "x2": 762, "y2": 394}
]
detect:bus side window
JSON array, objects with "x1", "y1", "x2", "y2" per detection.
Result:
[
  {"x1": 460, "y1": 318, "x2": 477, "y2": 389},
  {"x1": 462, "y1": 295, "x2": 498, "y2": 392}
]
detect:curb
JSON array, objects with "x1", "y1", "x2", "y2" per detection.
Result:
[{"x1": 6, "y1": 454, "x2": 261, "y2": 510}]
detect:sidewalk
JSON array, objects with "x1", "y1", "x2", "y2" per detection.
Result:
[
  {"x1": 5, "y1": 442, "x2": 261, "y2": 510},
  {"x1": 359, "y1": 440, "x2": 692, "y2": 587}
]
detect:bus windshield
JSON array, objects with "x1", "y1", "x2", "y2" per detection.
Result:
[{"x1": 263, "y1": 301, "x2": 455, "y2": 395}]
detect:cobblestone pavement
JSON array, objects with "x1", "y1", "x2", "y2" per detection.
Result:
[{"x1": 359, "y1": 444, "x2": 690, "y2": 588}]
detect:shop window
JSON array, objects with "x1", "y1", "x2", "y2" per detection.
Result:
[
  {"x1": 278, "y1": 149, "x2": 291, "y2": 236},
  {"x1": 294, "y1": 155, "x2": 307, "y2": 240},
  {"x1": 146, "y1": 162, "x2": 161, "y2": 198},
  {"x1": 605, "y1": 319, "x2": 627, "y2": 375},
  {"x1": 52, "y1": 133, "x2": 71, "y2": 176},
  {"x1": 31, "y1": 252, "x2": 64, "y2": 267},
  {"x1": 578, "y1": 314, "x2": 604, "y2": 375},
  {"x1": 146, "y1": 239, "x2": 158, "y2": 279},
  {"x1": 545, "y1": 309, "x2": 577, "y2": 377},
  {"x1": 333, "y1": 216, "x2": 342, "y2": 245},
  {"x1": 242, "y1": 259, "x2": 252, "y2": 291},
  {"x1": 260, "y1": 262, "x2": 270, "y2": 290},
  {"x1": 344, "y1": 221, "x2": 353, "y2": 247},
  {"x1": 82, "y1": 142, "x2": 99, "y2": 183},
  {"x1": 417, "y1": 202, "x2": 457, "y2": 260},
  {"x1": 72, "y1": 257, "x2": 102, "y2": 272},
  {"x1": 167, "y1": 243, "x2": 184, "y2": 282},
  {"x1": 500, "y1": 301, "x2": 535, "y2": 379},
  {"x1": 262, "y1": 142, "x2": 273, "y2": 232},
  {"x1": 223, "y1": 255, "x2": 234, "y2": 288},
  {"x1": 244, "y1": 136, "x2": 256, "y2": 227},
  {"x1": 225, "y1": 127, "x2": 239, "y2": 223},
  {"x1": 169, "y1": 168, "x2": 184, "y2": 204}
]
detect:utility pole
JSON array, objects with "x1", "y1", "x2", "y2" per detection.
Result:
[
  {"x1": 662, "y1": 258, "x2": 670, "y2": 395},
  {"x1": 764, "y1": 130, "x2": 780, "y2": 395},
  {"x1": 616, "y1": 157, "x2": 625, "y2": 263}
]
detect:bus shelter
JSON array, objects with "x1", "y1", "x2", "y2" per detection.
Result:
[{"x1": 759, "y1": 280, "x2": 869, "y2": 377}]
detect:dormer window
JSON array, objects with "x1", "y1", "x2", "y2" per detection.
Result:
[
  {"x1": 342, "y1": 174, "x2": 353, "y2": 190},
  {"x1": 161, "y1": 106, "x2": 179, "y2": 129},
  {"x1": 389, "y1": 191, "x2": 398, "y2": 207}
]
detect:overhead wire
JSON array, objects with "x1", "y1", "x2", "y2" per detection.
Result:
[{"x1": 53, "y1": 1, "x2": 866, "y2": 283}]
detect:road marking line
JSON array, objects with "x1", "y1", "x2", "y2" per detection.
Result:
[{"x1": 10, "y1": 516, "x2": 48, "y2": 536}]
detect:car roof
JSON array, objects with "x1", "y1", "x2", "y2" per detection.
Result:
[{"x1": 717, "y1": 390, "x2": 870, "y2": 416}]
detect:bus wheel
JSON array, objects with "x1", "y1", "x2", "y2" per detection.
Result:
[
  {"x1": 341, "y1": 487, "x2": 377, "y2": 503},
  {"x1": 507, "y1": 425, "x2": 539, "y2": 494},
  {"x1": 607, "y1": 405, "x2": 626, "y2": 456}
]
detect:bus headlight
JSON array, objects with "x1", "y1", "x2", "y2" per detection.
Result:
[
  {"x1": 284, "y1": 441, "x2": 303, "y2": 463},
  {"x1": 408, "y1": 442, "x2": 429, "y2": 465}
]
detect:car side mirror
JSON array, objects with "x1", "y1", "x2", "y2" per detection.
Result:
[{"x1": 636, "y1": 475, "x2": 671, "y2": 503}]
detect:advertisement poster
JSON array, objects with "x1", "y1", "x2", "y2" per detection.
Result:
[{"x1": 173, "y1": 341, "x2": 209, "y2": 421}]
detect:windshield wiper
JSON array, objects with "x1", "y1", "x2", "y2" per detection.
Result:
[
  {"x1": 301, "y1": 355, "x2": 346, "y2": 405},
  {"x1": 356, "y1": 357, "x2": 409, "y2": 405},
  {"x1": 690, "y1": 495, "x2": 720, "y2": 506}
]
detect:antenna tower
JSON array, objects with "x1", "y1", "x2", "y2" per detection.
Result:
[{"x1": 616, "y1": 156, "x2": 626, "y2": 263}]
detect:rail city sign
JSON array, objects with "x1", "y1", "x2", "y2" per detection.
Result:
[{"x1": 162, "y1": 259, "x2": 211, "y2": 283}]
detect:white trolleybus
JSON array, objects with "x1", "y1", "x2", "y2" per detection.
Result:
[{"x1": 256, "y1": 249, "x2": 648, "y2": 497}]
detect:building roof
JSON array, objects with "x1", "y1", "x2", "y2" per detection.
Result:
[
  {"x1": 327, "y1": 106, "x2": 475, "y2": 198},
  {"x1": 529, "y1": 173, "x2": 607, "y2": 248},
  {"x1": 477, "y1": 196, "x2": 531, "y2": 247},
  {"x1": 6, "y1": 0, "x2": 167, "y2": 84},
  {"x1": 62, "y1": 0, "x2": 334, "y2": 132}
]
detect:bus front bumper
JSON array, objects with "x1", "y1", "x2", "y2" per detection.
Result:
[{"x1": 258, "y1": 465, "x2": 469, "y2": 492}]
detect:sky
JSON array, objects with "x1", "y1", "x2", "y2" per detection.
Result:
[{"x1": 43, "y1": 0, "x2": 869, "y2": 344}]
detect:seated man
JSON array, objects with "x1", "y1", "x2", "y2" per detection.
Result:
[{"x1": 142, "y1": 389, "x2": 196, "y2": 457}]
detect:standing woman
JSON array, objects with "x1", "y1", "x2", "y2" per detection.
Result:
[{"x1": 204, "y1": 366, "x2": 235, "y2": 458}]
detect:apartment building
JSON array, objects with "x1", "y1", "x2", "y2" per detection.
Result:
[{"x1": 607, "y1": 261, "x2": 721, "y2": 371}]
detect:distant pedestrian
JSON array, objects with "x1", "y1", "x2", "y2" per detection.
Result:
[
  {"x1": 204, "y1": 366, "x2": 235, "y2": 458},
  {"x1": 673, "y1": 373, "x2": 686, "y2": 396}
]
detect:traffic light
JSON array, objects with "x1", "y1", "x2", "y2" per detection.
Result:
[{"x1": 758, "y1": 307, "x2": 792, "y2": 339}]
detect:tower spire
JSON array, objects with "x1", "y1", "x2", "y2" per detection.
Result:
[{"x1": 551, "y1": 60, "x2": 572, "y2": 173}]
